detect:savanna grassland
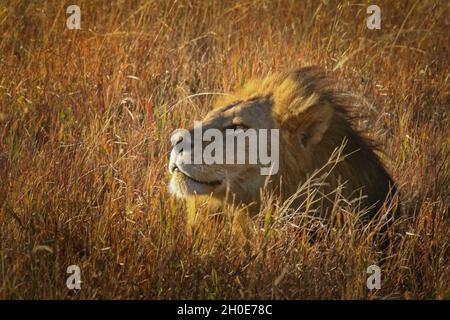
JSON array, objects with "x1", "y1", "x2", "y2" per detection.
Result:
[{"x1": 0, "y1": 0, "x2": 448, "y2": 299}]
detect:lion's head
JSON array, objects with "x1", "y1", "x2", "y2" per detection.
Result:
[{"x1": 169, "y1": 67, "x2": 396, "y2": 217}]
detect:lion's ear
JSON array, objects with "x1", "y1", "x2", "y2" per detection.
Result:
[
  {"x1": 277, "y1": 103, "x2": 334, "y2": 148},
  {"x1": 297, "y1": 103, "x2": 334, "y2": 148}
]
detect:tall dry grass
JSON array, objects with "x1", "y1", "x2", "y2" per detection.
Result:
[{"x1": 0, "y1": 0, "x2": 448, "y2": 299}]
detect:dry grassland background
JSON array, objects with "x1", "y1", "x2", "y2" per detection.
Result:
[{"x1": 0, "y1": 0, "x2": 448, "y2": 299}]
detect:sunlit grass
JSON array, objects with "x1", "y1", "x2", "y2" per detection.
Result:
[{"x1": 0, "y1": 0, "x2": 448, "y2": 299}]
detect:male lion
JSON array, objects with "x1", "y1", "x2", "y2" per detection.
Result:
[{"x1": 169, "y1": 67, "x2": 397, "y2": 220}]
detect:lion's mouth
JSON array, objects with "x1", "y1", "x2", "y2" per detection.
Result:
[{"x1": 173, "y1": 166, "x2": 222, "y2": 187}]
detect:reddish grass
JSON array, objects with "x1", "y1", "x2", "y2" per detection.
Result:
[{"x1": 0, "y1": 0, "x2": 448, "y2": 299}]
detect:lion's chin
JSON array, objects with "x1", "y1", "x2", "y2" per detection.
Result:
[{"x1": 169, "y1": 170, "x2": 222, "y2": 198}]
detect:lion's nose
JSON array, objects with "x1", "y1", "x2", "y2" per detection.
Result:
[
  {"x1": 170, "y1": 130, "x2": 186, "y2": 147},
  {"x1": 174, "y1": 135, "x2": 183, "y2": 146}
]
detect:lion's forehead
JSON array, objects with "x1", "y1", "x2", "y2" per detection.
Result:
[
  {"x1": 202, "y1": 110, "x2": 228, "y2": 126},
  {"x1": 203, "y1": 98, "x2": 273, "y2": 128}
]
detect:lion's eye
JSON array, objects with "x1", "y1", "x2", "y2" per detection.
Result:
[{"x1": 224, "y1": 124, "x2": 248, "y2": 131}]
